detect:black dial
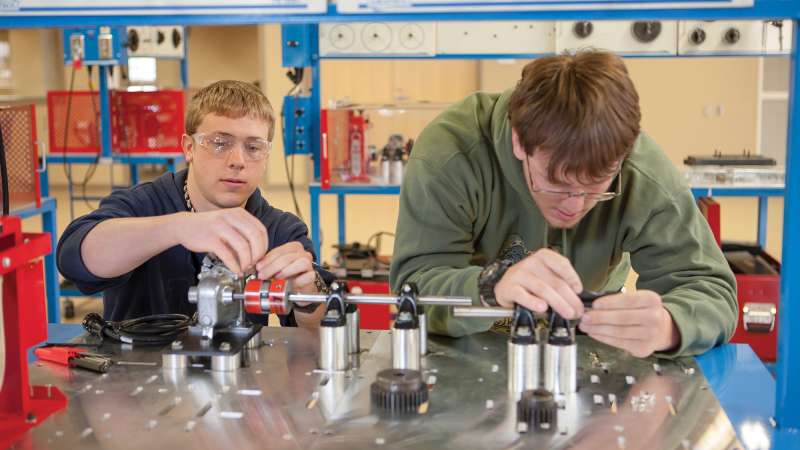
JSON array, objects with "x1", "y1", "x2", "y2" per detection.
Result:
[
  {"x1": 573, "y1": 22, "x2": 593, "y2": 39},
  {"x1": 632, "y1": 21, "x2": 662, "y2": 43},
  {"x1": 690, "y1": 28, "x2": 706, "y2": 45},
  {"x1": 724, "y1": 28, "x2": 741, "y2": 44}
]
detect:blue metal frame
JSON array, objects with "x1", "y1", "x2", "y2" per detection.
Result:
[
  {"x1": 775, "y1": 17, "x2": 800, "y2": 433},
  {"x1": 690, "y1": 187, "x2": 784, "y2": 248},
  {"x1": 308, "y1": 184, "x2": 401, "y2": 260},
  {"x1": 1, "y1": 1, "x2": 800, "y2": 27}
]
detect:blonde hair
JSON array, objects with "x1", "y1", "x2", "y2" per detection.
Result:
[{"x1": 185, "y1": 80, "x2": 275, "y2": 141}]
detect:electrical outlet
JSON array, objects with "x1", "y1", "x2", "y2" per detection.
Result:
[
  {"x1": 436, "y1": 21, "x2": 555, "y2": 55},
  {"x1": 284, "y1": 94, "x2": 313, "y2": 155},
  {"x1": 678, "y1": 21, "x2": 769, "y2": 55},
  {"x1": 69, "y1": 33, "x2": 85, "y2": 62},
  {"x1": 556, "y1": 20, "x2": 678, "y2": 56},
  {"x1": 319, "y1": 22, "x2": 435, "y2": 57}
]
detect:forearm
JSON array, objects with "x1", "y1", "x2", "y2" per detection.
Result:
[{"x1": 81, "y1": 213, "x2": 185, "y2": 279}]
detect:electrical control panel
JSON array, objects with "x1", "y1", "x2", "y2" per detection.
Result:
[
  {"x1": 319, "y1": 22, "x2": 436, "y2": 57},
  {"x1": 678, "y1": 21, "x2": 772, "y2": 55},
  {"x1": 62, "y1": 26, "x2": 127, "y2": 66},
  {"x1": 436, "y1": 21, "x2": 555, "y2": 56},
  {"x1": 556, "y1": 20, "x2": 678, "y2": 56},
  {"x1": 126, "y1": 26, "x2": 185, "y2": 58}
]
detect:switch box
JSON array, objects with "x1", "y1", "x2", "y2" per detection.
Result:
[
  {"x1": 126, "y1": 26, "x2": 185, "y2": 58},
  {"x1": 556, "y1": 20, "x2": 678, "y2": 56},
  {"x1": 436, "y1": 21, "x2": 555, "y2": 55},
  {"x1": 320, "y1": 22, "x2": 435, "y2": 57},
  {"x1": 62, "y1": 26, "x2": 127, "y2": 66}
]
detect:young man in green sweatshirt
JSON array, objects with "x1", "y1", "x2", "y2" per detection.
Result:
[{"x1": 390, "y1": 50, "x2": 737, "y2": 358}]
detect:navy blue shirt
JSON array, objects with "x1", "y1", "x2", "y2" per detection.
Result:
[{"x1": 57, "y1": 169, "x2": 314, "y2": 326}]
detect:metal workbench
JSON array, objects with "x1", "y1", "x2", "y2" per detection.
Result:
[{"x1": 18, "y1": 328, "x2": 746, "y2": 449}]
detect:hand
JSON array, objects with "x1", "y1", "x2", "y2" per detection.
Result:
[
  {"x1": 493, "y1": 248, "x2": 584, "y2": 319},
  {"x1": 578, "y1": 290, "x2": 680, "y2": 358},
  {"x1": 255, "y1": 242, "x2": 316, "y2": 292},
  {"x1": 173, "y1": 208, "x2": 268, "y2": 275}
]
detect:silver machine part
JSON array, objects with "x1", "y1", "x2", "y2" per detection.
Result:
[
  {"x1": 286, "y1": 293, "x2": 471, "y2": 306},
  {"x1": 392, "y1": 328, "x2": 421, "y2": 371},
  {"x1": 419, "y1": 311, "x2": 428, "y2": 355},
  {"x1": 453, "y1": 306, "x2": 514, "y2": 318},
  {"x1": 346, "y1": 309, "x2": 360, "y2": 354},
  {"x1": 320, "y1": 325, "x2": 350, "y2": 371},
  {"x1": 161, "y1": 353, "x2": 188, "y2": 370},
  {"x1": 245, "y1": 329, "x2": 263, "y2": 350},
  {"x1": 508, "y1": 341, "x2": 540, "y2": 399},
  {"x1": 211, "y1": 352, "x2": 241, "y2": 372},
  {"x1": 544, "y1": 343, "x2": 577, "y2": 395},
  {"x1": 189, "y1": 258, "x2": 243, "y2": 340}
]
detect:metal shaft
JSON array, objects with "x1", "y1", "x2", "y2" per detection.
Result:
[
  {"x1": 243, "y1": 292, "x2": 472, "y2": 306},
  {"x1": 454, "y1": 307, "x2": 514, "y2": 318},
  {"x1": 419, "y1": 310, "x2": 428, "y2": 356}
]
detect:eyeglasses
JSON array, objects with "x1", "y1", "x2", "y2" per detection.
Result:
[
  {"x1": 191, "y1": 132, "x2": 271, "y2": 162},
  {"x1": 526, "y1": 157, "x2": 622, "y2": 203}
]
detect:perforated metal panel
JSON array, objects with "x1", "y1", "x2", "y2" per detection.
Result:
[
  {"x1": 46, "y1": 91, "x2": 101, "y2": 154},
  {"x1": 0, "y1": 104, "x2": 41, "y2": 210}
]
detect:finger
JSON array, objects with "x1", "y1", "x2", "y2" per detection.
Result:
[
  {"x1": 225, "y1": 209, "x2": 268, "y2": 263},
  {"x1": 211, "y1": 239, "x2": 241, "y2": 275},
  {"x1": 586, "y1": 332, "x2": 646, "y2": 357},
  {"x1": 219, "y1": 225, "x2": 252, "y2": 272},
  {"x1": 582, "y1": 309, "x2": 647, "y2": 326},
  {"x1": 593, "y1": 291, "x2": 660, "y2": 311},
  {"x1": 515, "y1": 275, "x2": 577, "y2": 319},
  {"x1": 290, "y1": 271, "x2": 316, "y2": 289},
  {"x1": 258, "y1": 251, "x2": 307, "y2": 280},
  {"x1": 505, "y1": 285, "x2": 548, "y2": 313},
  {"x1": 535, "y1": 249, "x2": 583, "y2": 293},
  {"x1": 255, "y1": 241, "x2": 305, "y2": 271},
  {"x1": 578, "y1": 323, "x2": 651, "y2": 341},
  {"x1": 276, "y1": 257, "x2": 313, "y2": 280}
]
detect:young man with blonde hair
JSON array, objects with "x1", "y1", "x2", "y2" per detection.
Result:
[
  {"x1": 58, "y1": 80, "x2": 325, "y2": 327},
  {"x1": 391, "y1": 51, "x2": 737, "y2": 358}
]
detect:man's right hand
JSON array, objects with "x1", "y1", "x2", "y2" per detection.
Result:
[
  {"x1": 493, "y1": 248, "x2": 584, "y2": 319},
  {"x1": 173, "y1": 208, "x2": 268, "y2": 275}
]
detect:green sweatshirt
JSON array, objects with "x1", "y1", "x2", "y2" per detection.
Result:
[{"x1": 390, "y1": 90, "x2": 737, "y2": 358}]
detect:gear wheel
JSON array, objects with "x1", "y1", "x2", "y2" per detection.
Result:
[
  {"x1": 517, "y1": 388, "x2": 557, "y2": 432},
  {"x1": 370, "y1": 369, "x2": 429, "y2": 414}
]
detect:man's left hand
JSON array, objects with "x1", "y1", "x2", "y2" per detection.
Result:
[
  {"x1": 578, "y1": 290, "x2": 680, "y2": 358},
  {"x1": 255, "y1": 242, "x2": 316, "y2": 292}
]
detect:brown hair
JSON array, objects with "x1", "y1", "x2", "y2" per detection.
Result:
[
  {"x1": 185, "y1": 80, "x2": 275, "y2": 141},
  {"x1": 508, "y1": 50, "x2": 641, "y2": 183}
]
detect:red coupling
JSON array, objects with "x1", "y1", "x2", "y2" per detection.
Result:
[
  {"x1": 267, "y1": 279, "x2": 289, "y2": 315},
  {"x1": 244, "y1": 279, "x2": 264, "y2": 314}
]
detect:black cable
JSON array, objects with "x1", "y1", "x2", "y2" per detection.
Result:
[
  {"x1": 280, "y1": 80, "x2": 304, "y2": 221},
  {"x1": 79, "y1": 65, "x2": 101, "y2": 211},
  {"x1": 82, "y1": 312, "x2": 193, "y2": 346},
  {"x1": 0, "y1": 124, "x2": 8, "y2": 216}
]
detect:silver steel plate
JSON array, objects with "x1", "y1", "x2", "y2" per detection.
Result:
[{"x1": 19, "y1": 329, "x2": 741, "y2": 450}]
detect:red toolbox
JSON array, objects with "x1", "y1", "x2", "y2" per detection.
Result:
[{"x1": 697, "y1": 197, "x2": 780, "y2": 362}]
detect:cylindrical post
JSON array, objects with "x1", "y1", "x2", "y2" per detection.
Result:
[
  {"x1": 346, "y1": 303, "x2": 360, "y2": 354},
  {"x1": 319, "y1": 282, "x2": 349, "y2": 371},
  {"x1": 508, "y1": 337, "x2": 539, "y2": 398},
  {"x1": 544, "y1": 313, "x2": 577, "y2": 395},
  {"x1": 392, "y1": 326, "x2": 421, "y2": 370}
]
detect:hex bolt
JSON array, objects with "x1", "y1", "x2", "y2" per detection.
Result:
[{"x1": 220, "y1": 342, "x2": 231, "y2": 352}]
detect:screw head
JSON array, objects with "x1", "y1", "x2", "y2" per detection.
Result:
[
  {"x1": 2, "y1": 257, "x2": 10, "y2": 268},
  {"x1": 220, "y1": 342, "x2": 231, "y2": 352},
  {"x1": 171, "y1": 340, "x2": 183, "y2": 350}
]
